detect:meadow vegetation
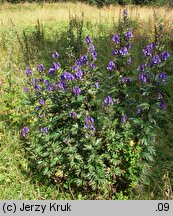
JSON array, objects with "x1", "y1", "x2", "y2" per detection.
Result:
[{"x1": 0, "y1": 2, "x2": 173, "y2": 199}]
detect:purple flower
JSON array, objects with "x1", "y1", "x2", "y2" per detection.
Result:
[
  {"x1": 73, "y1": 87, "x2": 81, "y2": 96},
  {"x1": 46, "y1": 84, "x2": 53, "y2": 91},
  {"x1": 107, "y1": 61, "x2": 115, "y2": 71},
  {"x1": 143, "y1": 43, "x2": 155, "y2": 57},
  {"x1": 123, "y1": 9, "x2": 127, "y2": 16},
  {"x1": 76, "y1": 55, "x2": 88, "y2": 67},
  {"x1": 112, "y1": 49, "x2": 119, "y2": 56},
  {"x1": 137, "y1": 108, "x2": 143, "y2": 114},
  {"x1": 127, "y1": 43, "x2": 131, "y2": 50},
  {"x1": 160, "y1": 100, "x2": 166, "y2": 109},
  {"x1": 121, "y1": 76, "x2": 132, "y2": 84},
  {"x1": 23, "y1": 87, "x2": 29, "y2": 93},
  {"x1": 150, "y1": 55, "x2": 161, "y2": 68},
  {"x1": 33, "y1": 84, "x2": 41, "y2": 91},
  {"x1": 60, "y1": 71, "x2": 75, "y2": 81},
  {"x1": 127, "y1": 57, "x2": 132, "y2": 65},
  {"x1": 35, "y1": 107, "x2": 40, "y2": 112},
  {"x1": 104, "y1": 95, "x2": 113, "y2": 106},
  {"x1": 37, "y1": 64, "x2": 45, "y2": 73},
  {"x1": 84, "y1": 35, "x2": 93, "y2": 44},
  {"x1": 160, "y1": 51, "x2": 170, "y2": 61},
  {"x1": 75, "y1": 70, "x2": 83, "y2": 79},
  {"x1": 57, "y1": 81, "x2": 66, "y2": 90},
  {"x1": 112, "y1": 34, "x2": 120, "y2": 44},
  {"x1": 157, "y1": 72, "x2": 167, "y2": 82},
  {"x1": 91, "y1": 50, "x2": 97, "y2": 61},
  {"x1": 22, "y1": 126, "x2": 29, "y2": 137},
  {"x1": 121, "y1": 115, "x2": 127, "y2": 123},
  {"x1": 49, "y1": 62, "x2": 60, "y2": 75},
  {"x1": 95, "y1": 81, "x2": 99, "y2": 89},
  {"x1": 119, "y1": 47, "x2": 128, "y2": 56},
  {"x1": 158, "y1": 92, "x2": 163, "y2": 100},
  {"x1": 72, "y1": 65, "x2": 78, "y2": 71},
  {"x1": 40, "y1": 127, "x2": 48, "y2": 134},
  {"x1": 44, "y1": 80, "x2": 50, "y2": 85},
  {"x1": 70, "y1": 111, "x2": 77, "y2": 118},
  {"x1": 139, "y1": 73, "x2": 147, "y2": 83},
  {"x1": 90, "y1": 62, "x2": 95, "y2": 69},
  {"x1": 39, "y1": 99, "x2": 45, "y2": 105},
  {"x1": 125, "y1": 31, "x2": 133, "y2": 39},
  {"x1": 84, "y1": 116, "x2": 95, "y2": 130},
  {"x1": 52, "y1": 51, "x2": 59, "y2": 59},
  {"x1": 89, "y1": 43, "x2": 95, "y2": 52},
  {"x1": 25, "y1": 68, "x2": 32, "y2": 76},
  {"x1": 137, "y1": 63, "x2": 147, "y2": 72}
]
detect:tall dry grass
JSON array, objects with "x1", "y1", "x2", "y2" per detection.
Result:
[{"x1": 0, "y1": 2, "x2": 173, "y2": 28}]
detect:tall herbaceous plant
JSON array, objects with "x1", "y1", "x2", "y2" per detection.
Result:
[{"x1": 21, "y1": 10, "x2": 171, "y2": 199}]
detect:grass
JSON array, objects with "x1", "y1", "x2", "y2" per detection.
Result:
[
  {"x1": 0, "y1": 2, "x2": 173, "y2": 200},
  {"x1": 0, "y1": 2, "x2": 173, "y2": 28}
]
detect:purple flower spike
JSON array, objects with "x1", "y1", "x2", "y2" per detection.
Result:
[
  {"x1": 25, "y1": 68, "x2": 32, "y2": 77},
  {"x1": 107, "y1": 61, "x2": 115, "y2": 71},
  {"x1": 112, "y1": 34, "x2": 120, "y2": 44},
  {"x1": 73, "y1": 87, "x2": 81, "y2": 96},
  {"x1": 22, "y1": 126, "x2": 29, "y2": 137},
  {"x1": 104, "y1": 95, "x2": 113, "y2": 106}
]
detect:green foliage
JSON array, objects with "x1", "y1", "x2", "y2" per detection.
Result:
[
  {"x1": 20, "y1": 11, "x2": 172, "y2": 199},
  {"x1": 1, "y1": 3, "x2": 173, "y2": 200}
]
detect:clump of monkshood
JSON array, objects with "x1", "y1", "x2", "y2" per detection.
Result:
[
  {"x1": 21, "y1": 37, "x2": 99, "y2": 138},
  {"x1": 136, "y1": 39, "x2": 170, "y2": 116},
  {"x1": 69, "y1": 35, "x2": 99, "y2": 134},
  {"x1": 105, "y1": 9, "x2": 133, "y2": 124},
  {"x1": 22, "y1": 51, "x2": 61, "y2": 137}
]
